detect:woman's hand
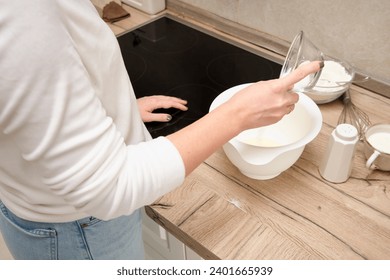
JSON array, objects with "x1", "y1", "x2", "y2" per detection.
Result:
[
  {"x1": 226, "y1": 60, "x2": 322, "y2": 131},
  {"x1": 137, "y1": 95, "x2": 188, "y2": 122}
]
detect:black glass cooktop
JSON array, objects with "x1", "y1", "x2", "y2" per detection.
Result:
[{"x1": 117, "y1": 16, "x2": 281, "y2": 138}]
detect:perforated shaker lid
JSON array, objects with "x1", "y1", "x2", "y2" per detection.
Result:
[{"x1": 335, "y1": 124, "x2": 358, "y2": 141}]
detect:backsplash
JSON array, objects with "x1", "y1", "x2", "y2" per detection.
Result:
[{"x1": 168, "y1": 0, "x2": 390, "y2": 87}]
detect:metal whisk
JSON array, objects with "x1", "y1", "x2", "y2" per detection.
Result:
[{"x1": 337, "y1": 89, "x2": 371, "y2": 140}]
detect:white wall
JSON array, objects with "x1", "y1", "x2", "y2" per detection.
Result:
[{"x1": 175, "y1": 0, "x2": 390, "y2": 85}]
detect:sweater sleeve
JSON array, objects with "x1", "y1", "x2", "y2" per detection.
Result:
[{"x1": 0, "y1": 0, "x2": 185, "y2": 220}]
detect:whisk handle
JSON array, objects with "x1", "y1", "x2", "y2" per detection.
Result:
[{"x1": 342, "y1": 89, "x2": 351, "y2": 104}]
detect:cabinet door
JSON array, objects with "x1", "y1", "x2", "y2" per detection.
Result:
[
  {"x1": 0, "y1": 232, "x2": 12, "y2": 260},
  {"x1": 142, "y1": 208, "x2": 185, "y2": 260},
  {"x1": 184, "y1": 245, "x2": 203, "y2": 260}
]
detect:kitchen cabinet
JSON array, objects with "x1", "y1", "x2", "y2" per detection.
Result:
[
  {"x1": 0, "y1": 232, "x2": 12, "y2": 260},
  {"x1": 142, "y1": 208, "x2": 202, "y2": 260}
]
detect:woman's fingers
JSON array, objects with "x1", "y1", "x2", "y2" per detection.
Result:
[
  {"x1": 286, "y1": 103, "x2": 295, "y2": 114},
  {"x1": 137, "y1": 95, "x2": 188, "y2": 123},
  {"x1": 143, "y1": 112, "x2": 173, "y2": 123},
  {"x1": 281, "y1": 61, "x2": 323, "y2": 113},
  {"x1": 280, "y1": 61, "x2": 323, "y2": 89},
  {"x1": 149, "y1": 96, "x2": 188, "y2": 111}
]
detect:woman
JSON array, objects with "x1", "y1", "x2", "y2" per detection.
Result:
[{"x1": 0, "y1": 0, "x2": 322, "y2": 259}]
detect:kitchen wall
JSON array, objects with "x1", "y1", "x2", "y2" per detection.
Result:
[{"x1": 170, "y1": 0, "x2": 390, "y2": 86}]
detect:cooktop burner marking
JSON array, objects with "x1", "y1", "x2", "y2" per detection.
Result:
[{"x1": 207, "y1": 53, "x2": 276, "y2": 88}]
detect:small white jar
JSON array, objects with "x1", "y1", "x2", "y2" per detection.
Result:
[
  {"x1": 121, "y1": 0, "x2": 166, "y2": 14},
  {"x1": 319, "y1": 124, "x2": 359, "y2": 183}
]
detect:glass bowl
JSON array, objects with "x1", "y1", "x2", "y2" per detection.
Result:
[
  {"x1": 304, "y1": 58, "x2": 355, "y2": 104},
  {"x1": 280, "y1": 31, "x2": 324, "y2": 91}
]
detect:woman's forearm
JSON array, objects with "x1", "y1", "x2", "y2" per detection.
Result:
[{"x1": 167, "y1": 101, "x2": 240, "y2": 175}]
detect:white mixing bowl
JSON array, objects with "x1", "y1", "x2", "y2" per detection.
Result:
[{"x1": 209, "y1": 83, "x2": 323, "y2": 180}]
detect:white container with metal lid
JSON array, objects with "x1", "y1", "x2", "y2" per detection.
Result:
[
  {"x1": 319, "y1": 124, "x2": 359, "y2": 183},
  {"x1": 121, "y1": 0, "x2": 165, "y2": 14}
]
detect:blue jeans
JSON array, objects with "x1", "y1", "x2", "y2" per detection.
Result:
[{"x1": 0, "y1": 201, "x2": 144, "y2": 260}]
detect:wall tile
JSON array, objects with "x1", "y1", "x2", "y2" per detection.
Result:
[{"x1": 176, "y1": 0, "x2": 390, "y2": 85}]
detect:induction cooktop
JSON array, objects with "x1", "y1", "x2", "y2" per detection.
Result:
[{"x1": 117, "y1": 15, "x2": 282, "y2": 138}]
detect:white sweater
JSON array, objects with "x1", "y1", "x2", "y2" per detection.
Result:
[{"x1": 0, "y1": 0, "x2": 185, "y2": 222}]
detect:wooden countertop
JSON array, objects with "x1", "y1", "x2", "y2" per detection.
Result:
[
  {"x1": 147, "y1": 87, "x2": 390, "y2": 259},
  {"x1": 113, "y1": 5, "x2": 390, "y2": 260}
]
